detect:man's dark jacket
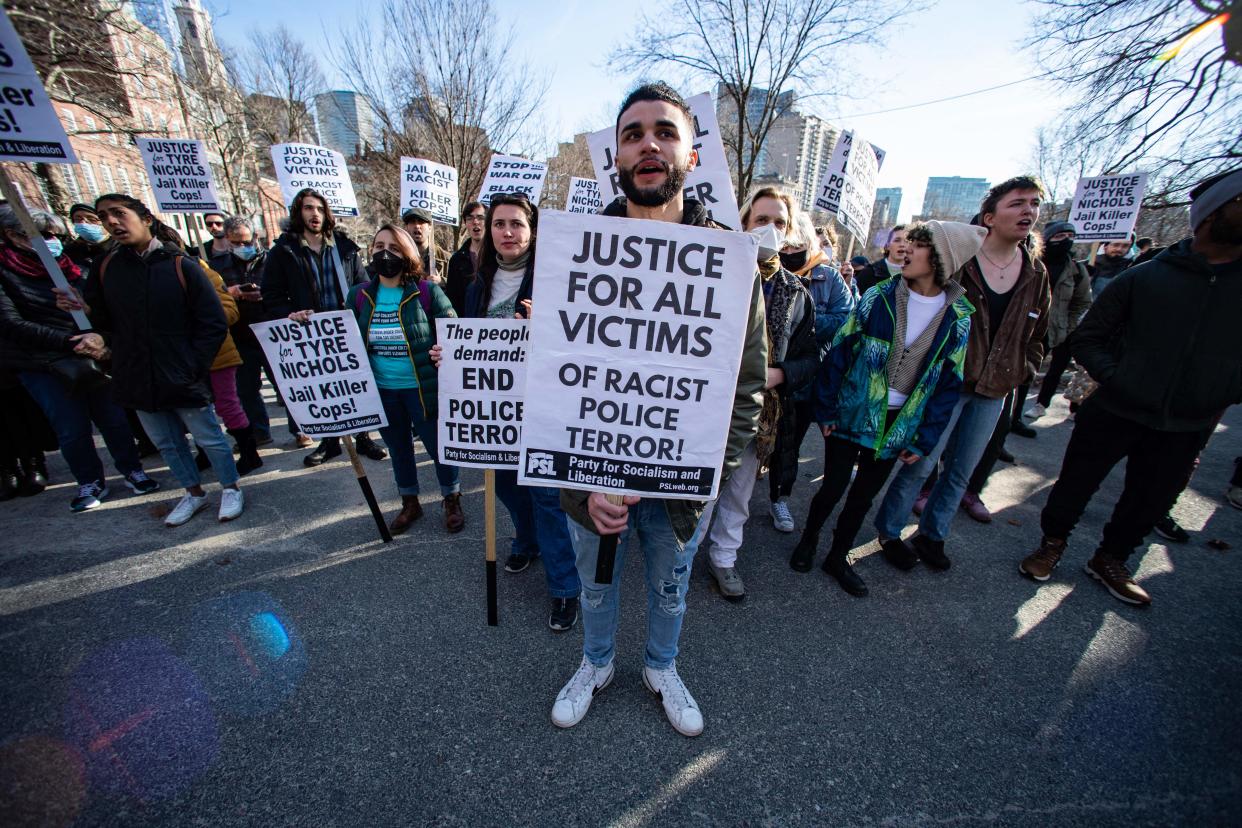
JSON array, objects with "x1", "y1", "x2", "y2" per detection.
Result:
[
  {"x1": 261, "y1": 231, "x2": 364, "y2": 318},
  {"x1": 1073, "y1": 239, "x2": 1242, "y2": 432}
]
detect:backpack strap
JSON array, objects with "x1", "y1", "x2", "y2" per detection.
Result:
[
  {"x1": 97, "y1": 250, "x2": 116, "y2": 285},
  {"x1": 175, "y1": 256, "x2": 187, "y2": 292}
]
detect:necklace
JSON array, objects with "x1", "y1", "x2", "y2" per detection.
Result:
[{"x1": 979, "y1": 246, "x2": 1020, "y2": 272}]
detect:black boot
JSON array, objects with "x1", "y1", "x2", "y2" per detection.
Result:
[
  {"x1": 229, "y1": 426, "x2": 264, "y2": 476},
  {"x1": 1010, "y1": 420, "x2": 1037, "y2": 438},
  {"x1": 0, "y1": 463, "x2": 18, "y2": 501},
  {"x1": 355, "y1": 432, "x2": 388, "y2": 461},
  {"x1": 789, "y1": 535, "x2": 818, "y2": 572},
  {"x1": 304, "y1": 437, "x2": 342, "y2": 467},
  {"x1": 822, "y1": 548, "x2": 868, "y2": 596},
  {"x1": 18, "y1": 455, "x2": 47, "y2": 496}
]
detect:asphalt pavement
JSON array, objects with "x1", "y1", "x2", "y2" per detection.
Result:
[{"x1": 2, "y1": 392, "x2": 1241, "y2": 826}]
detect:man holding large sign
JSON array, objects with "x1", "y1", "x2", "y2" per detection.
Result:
[
  {"x1": 526, "y1": 83, "x2": 766, "y2": 738},
  {"x1": 270, "y1": 143, "x2": 360, "y2": 218}
]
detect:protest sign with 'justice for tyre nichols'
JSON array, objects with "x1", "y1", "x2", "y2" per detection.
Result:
[{"x1": 518, "y1": 210, "x2": 756, "y2": 500}]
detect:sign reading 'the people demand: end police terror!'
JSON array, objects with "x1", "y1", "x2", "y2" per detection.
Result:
[
  {"x1": 251, "y1": 312, "x2": 386, "y2": 436},
  {"x1": 438, "y1": 318, "x2": 528, "y2": 469},
  {"x1": 518, "y1": 211, "x2": 756, "y2": 500}
]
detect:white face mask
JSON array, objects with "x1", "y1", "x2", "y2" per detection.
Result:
[{"x1": 748, "y1": 223, "x2": 785, "y2": 260}]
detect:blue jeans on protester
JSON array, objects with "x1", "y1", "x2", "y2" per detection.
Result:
[
  {"x1": 18, "y1": 371, "x2": 142, "y2": 485},
  {"x1": 137, "y1": 405, "x2": 239, "y2": 489},
  {"x1": 377, "y1": 387, "x2": 459, "y2": 496},
  {"x1": 494, "y1": 471, "x2": 581, "y2": 599},
  {"x1": 566, "y1": 499, "x2": 708, "y2": 669},
  {"x1": 874, "y1": 392, "x2": 1007, "y2": 542}
]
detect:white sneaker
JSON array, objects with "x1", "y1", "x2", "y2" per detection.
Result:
[
  {"x1": 642, "y1": 662, "x2": 704, "y2": 737},
  {"x1": 551, "y1": 655, "x2": 614, "y2": 728},
  {"x1": 1025, "y1": 402, "x2": 1047, "y2": 420},
  {"x1": 165, "y1": 493, "x2": 209, "y2": 527},
  {"x1": 770, "y1": 498, "x2": 794, "y2": 532},
  {"x1": 218, "y1": 487, "x2": 245, "y2": 522}
]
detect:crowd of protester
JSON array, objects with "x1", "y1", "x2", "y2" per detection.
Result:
[{"x1": 2, "y1": 83, "x2": 1239, "y2": 740}]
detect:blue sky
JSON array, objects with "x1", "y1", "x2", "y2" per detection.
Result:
[{"x1": 209, "y1": 0, "x2": 1064, "y2": 221}]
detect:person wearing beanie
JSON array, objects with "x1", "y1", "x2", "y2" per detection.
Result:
[
  {"x1": 1023, "y1": 220, "x2": 1092, "y2": 423},
  {"x1": 788, "y1": 220, "x2": 978, "y2": 596},
  {"x1": 65, "y1": 203, "x2": 110, "y2": 273},
  {"x1": 1020, "y1": 168, "x2": 1242, "y2": 606},
  {"x1": 1088, "y1": 233, "x2": 1135, "y2": 296},
  {"x1": 873, "y1": 176, "x2": 1050, "y2": 568}
]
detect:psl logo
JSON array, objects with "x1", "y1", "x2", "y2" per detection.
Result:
[{"x1": 526, "y1": 451, "x2": 555, "y2": 476}]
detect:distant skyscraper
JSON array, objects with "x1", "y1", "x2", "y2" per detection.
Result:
[
  {"x1": 874, "y1": 187, "x2": 903, "y2": 226},
  {"x1": 760, "y1": 111, "x2": 838, "y2": 213},
  {"x1": 920, "y1": 177, "x2": 990, "y2": 221},
  {"x1": 314, "y1": 91, "x2": 380, "y2": 157},
  {"x1": 129, "y1": 0, "x2": 184, "y2": 74}
]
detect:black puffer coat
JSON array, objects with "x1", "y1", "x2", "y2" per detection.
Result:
[
  {"x1": 261, "y1": 231, "x2": 364, "y2": 318},
  {"x1": 83, "y1": 242, "x2": 228, "y2": 412},
  {"x1": 0, "y1": 256, "x2": 82, "y2": 372}
]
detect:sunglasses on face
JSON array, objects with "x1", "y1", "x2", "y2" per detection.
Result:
[{"x1": 491, "y1": 192, "x2": 531, "y2": 206}]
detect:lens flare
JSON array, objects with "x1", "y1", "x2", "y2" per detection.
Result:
[
  {"x1": 182, "y1": 592, "x2": 307, "y2": 717},
  {"x1": 62, "y1": 638, "x2": 219, "y2": 803},
  {"x1": 1153, "y1": 13, "x2": 1228, "y2": 63}
]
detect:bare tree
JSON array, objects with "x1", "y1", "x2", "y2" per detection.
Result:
[
  {"x1": 1027, "y1": 0, "x2": 1240, "y2": 201},
  {"x1": 239, "y1": 26, "x2": 325, "y2": 151},
  {"x1": 543, "y1": 133, "x2": 596, "y2": 211},
  {"x1": 611, "y1": 0, "x2": 910, "y2": 198},
  {"x1": 331, "y1": 0, "x2": 549, "y2": 220}
]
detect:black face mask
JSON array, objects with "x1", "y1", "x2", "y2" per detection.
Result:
[
  {"x1": 1044, "y1": 238, "x2": 1074, "y2": 261},
  {"x1": 779, "y1": 249, "x2": 808, "y2": 273},
  {"x1": 371, "y1": 249, "x2": 405, "y2": 279}
]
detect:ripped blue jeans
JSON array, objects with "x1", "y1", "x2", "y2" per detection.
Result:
[{"x1": 566, "y1": 499, "x2": 707, "y2": 670}]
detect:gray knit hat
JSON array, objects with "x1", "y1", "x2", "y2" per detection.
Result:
[
  {"x1": 1190, "y1": 169, "x2": 1242, "y2": 231},
  {"x1": 925, "y1": 220, "x2": 988, "y2": 276},
  {"x1": 1043, "y1": 220, "x2": 1077, "y2": 239}
]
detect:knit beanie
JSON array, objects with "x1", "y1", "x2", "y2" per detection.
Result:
[
  {"x1": 1189, "y1": 169, "x2": 1242, "y2": 231},
  {"x1": 925, "y1": 220, "x2": 988, "y2": 276},
  {"x1": 69, "y1": 203, "x2": 97, "y2": 219},
  {"x1": 1042, "y1": 220, "x2": 1076, "y2": 239}
]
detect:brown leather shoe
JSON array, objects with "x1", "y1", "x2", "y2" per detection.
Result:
[
  {"x1": 442, "y1": 493, "x2": 465, "y2": 533},
  {"x1": 389, "y1": 495, "x2": 424, "y2": 535},
  {"x1": 1020, "y1": 536, "x2": 1066, "y2": 581},
  {"x1": 1085, "y1": 554, "x2": 1151, "y2": 606}
]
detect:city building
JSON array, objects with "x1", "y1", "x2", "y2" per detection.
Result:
[
  {"x1": 174, "y1": 0, "x2": 228, "y2": 87},
  {"x1": 315, "y1": 91, "x2": 381, "y2": 158},
  {"x1": 128, "y1": 0, "x2": 184, "y2": 75},
  {"x1": 919, "y1": 176, "x2": 990, "y2": 221},
  {"x1": 873, "y1": 187, "x2": 903, "y2": 226}
]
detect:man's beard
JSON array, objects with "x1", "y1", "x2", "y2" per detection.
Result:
[
  {"x1": 1207, "y1": 213, "x2": 1242, "y2": 246},
  {"x1": 617, "y1": 159, "x2": 690, "y2": 207}
]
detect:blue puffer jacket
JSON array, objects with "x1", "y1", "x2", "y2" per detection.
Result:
[{"x1": 814, "y1": 279, "x2": 973, "y2": 459}]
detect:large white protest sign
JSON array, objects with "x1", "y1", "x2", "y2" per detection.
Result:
[
  {"x1": 0, "y1": 10, "x2": 76, "y2": 164},
  {"x1": 812, "y1": 131, "x2": 884, "y2": 235},
  {"x1": 1068, "y1": 173, "x2": 1148, "y2": 242},
  {"x1": 476, "y1": 154, "x2": 547, "y2": 206},
  {"x1": 135, "y1": 137, "x2": 221, "y2": 213},
  {"x1": 588, "y1": 92, "x2": 740, "y2": 229},
  {"x1": 400, "y1": 157, "x2": 459, "y2": 225},
  {"x1": 251, "y1": 311, "x2": 385, "y2": 436},
  {"x1": 565, "y1": 176, "x2": 603, "y2": 214},
  {"x1": 270, "y1": 142, "x2": 359, "y2": 217},
  {"x1": 836, "y1": 133, "x2": 880, "y2": 240},
  {"x1": 438, "y1": 318, "x2": 528, "y2": 469},
  {"x1": 518, "y1": 211, "x2": 756, "y2": 499}
]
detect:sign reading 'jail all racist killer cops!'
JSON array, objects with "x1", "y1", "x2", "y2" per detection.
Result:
[
  {"x1": 437, "y1": 318, "x2": 528, "y2": 469},
  {"x1": 518, "y1": 211, "x2": 757, "y2": 500},
  {"x1": 400, "y1": 157, "x2": 459, "y2": 225},
  {"x1": 270, "y1": 142, "x2": 359, "y2": 217},
  {"x1": 136, "y1": 138, "x2": 221, "y2": 213},
  {"x1": 587, "y1": 92, "x2": 740, "y2": 230},
  {"x1": 1067, "y1": 173, "x2": 1148, "y2": 242},
  {"x1": 250, "y1": 312, "x2": 386, "y2": 437}
]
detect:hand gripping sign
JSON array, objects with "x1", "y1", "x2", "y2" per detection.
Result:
[{"x1": 587, "y1": 92, "x2": 740, "y2": 229}]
